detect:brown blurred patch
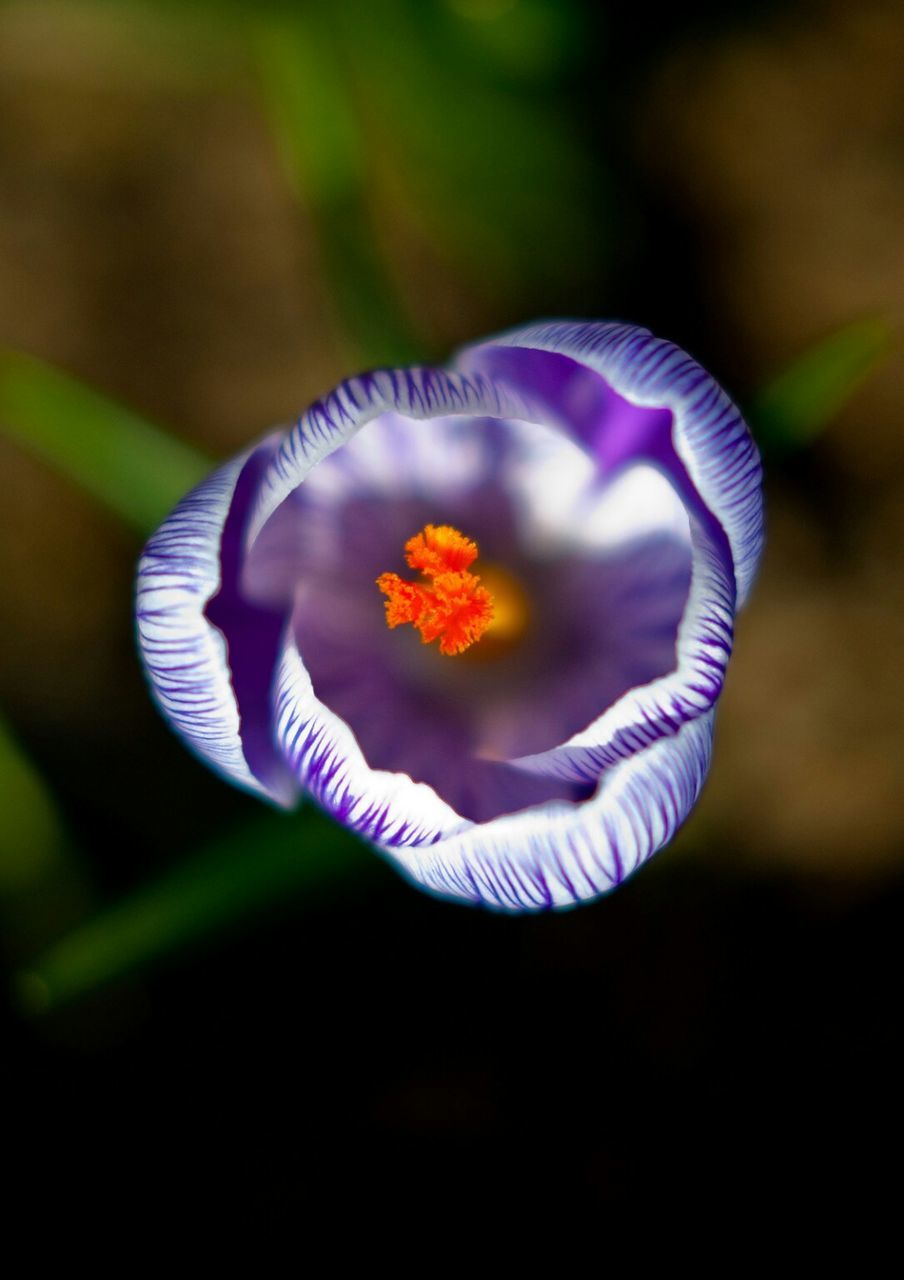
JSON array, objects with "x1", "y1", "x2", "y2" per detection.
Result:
[
  {"x1": 700, "y1": 495, "x2": 904, "y2": 875},
  {"x1": 0, "y1": 0, "x2": 347, "y2": 447},
  {"x1": 637, "y1": 1, "x2": 904, "y2": 875},
  {"x1": 639, "y1": 0, "x2": 904, "y2": 475}
]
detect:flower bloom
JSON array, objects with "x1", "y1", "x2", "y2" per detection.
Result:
[{"x1": 136, "y1": 321, "x2": 763, "y2": 911}]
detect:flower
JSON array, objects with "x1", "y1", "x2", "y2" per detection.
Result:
[{"x1": 136, "y1": 321, "x2": 763, "y2": 911}]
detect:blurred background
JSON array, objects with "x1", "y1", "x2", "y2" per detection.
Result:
[{"x1": 1, "y1": 0, "x2": 902, "y2": 1233}]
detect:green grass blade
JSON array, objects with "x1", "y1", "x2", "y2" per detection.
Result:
[
  {"x1": 751, "y1": 317, "x2": 895, "y2": 455},
  {"x1": 252, "y1": 10, "x2": 419, "y2": 366},
  {"x1": 0, "y1": 350, "x2": 210, "y2": 534},
  {"x1": 16, "y1": 808, "x2": 376, "y2": 1013},
  {"x1": 0, "y1": 712, "x2": 97, "y2": 957},
  {"x1": 0, "y1": 713, "x2": 67, "y2": 891}
]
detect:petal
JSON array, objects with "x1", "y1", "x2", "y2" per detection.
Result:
[
  {"x1": 241, "y1": 411, "x2": 524, "y2": 611},
  {"x1": 384, "y1": 710, "x2": 715, "y2": 911},
  {"x1": 454, "y1": 324, "x2": 761, "y2": 786},
  {"x1": 136, "y1": 444, "x2": 295, "y2": 805},
  {"x1": 273, "y1": 630, "x2": 467, "y2": 846},
  {"x1": 504, "y1": 506, "x2": 733, "y2": 785},
  {"x1": 247, "y1": 366, "x2": 547, "y2": 548},
  {"x1": 458, "y1": 321, "x2": 764, "y2": 606}
]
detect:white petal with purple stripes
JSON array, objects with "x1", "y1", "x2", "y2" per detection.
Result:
[
  {"x1": 460, "y1": 320, "x2": 763, "y2": 604},
  {"x1": 386, "y1": 711, "x2": 715, "y2": 910},
  {"x1": 136, "y1": 450, "x2": 293, "y2": 805},
  {"x1": 274, "y1": 632, "x2": 467, "y2": 847}
]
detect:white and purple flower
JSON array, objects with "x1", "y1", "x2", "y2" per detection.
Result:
[{"x1": 136, "y1": 321, "x2": 763, "y2": 911}]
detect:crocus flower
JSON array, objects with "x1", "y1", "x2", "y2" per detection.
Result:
[{"x1": 137, "y1": 321, "x2": 763, "y2": 911}]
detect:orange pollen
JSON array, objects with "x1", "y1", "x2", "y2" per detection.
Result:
[{"x1": 376, "y1": 524, "x2": 495, "y2": 656}]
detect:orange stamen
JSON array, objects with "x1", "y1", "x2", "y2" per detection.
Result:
[{"x1": 376, "y1": 524, "x2": 495, "y2": 656}]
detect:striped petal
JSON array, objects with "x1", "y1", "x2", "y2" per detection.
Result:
[
  {"x1": 458, "y1": 321, "x2": 763, "y2": 604},
  {"x1": 274, "y1": 630, "x2": 466, "y2": 847},
  {"x1": 247, "y1": 366, "x2": 545, "y2": 547},
  {"x1": 386, "y1": 711, "x2": 715, "y2": 911},
  {"x1": 136, "y1": 442, "x2": 295, "y2": 805},
  {"x1": 455, "y1": 323, "x2": 761, "y2": 786}
]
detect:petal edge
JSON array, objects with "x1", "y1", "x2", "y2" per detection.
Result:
[{"x1": 136, "y1": 451, "x2": 292, "y2": 805}]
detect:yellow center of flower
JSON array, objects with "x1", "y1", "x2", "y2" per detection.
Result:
[
  {"x1": 463, "y1": 560, "x2": 530, "y2": 661},
  {"x1": 376, "y1": 524, "x2": 500, "y2": 656}
]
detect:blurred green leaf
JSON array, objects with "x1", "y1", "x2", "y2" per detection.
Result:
[
  {"x1": 0, "y1": 712, "x2": 96, "y2": 955},
  {"x1": 751, "y1": 318, "x2": 895, "y2": 455},
  {"x1": 0, "y1": 713, "x2": 67, "y2": 891},
  {"x1": 336, "y1": 0, "x2": 603, "y2": 299},
  {"x1": 17, "y1": 808, "x2": 376, "y2": 1013},
  {"x1": 252, "y1": 10, "x2": 419, "y2": 366},
  {"x1": 0, "y1": 350, "x2": 210, "y2": 534},
  {"x1": 253, "y1": 7, "x2": 361, "y2": 205},
  {"x1": 443, "y1": 0, "x2": 583, "y2": 84}
]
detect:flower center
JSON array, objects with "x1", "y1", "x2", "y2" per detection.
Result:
[
  {"x1": 376, "y1": 524, "x2": 496, "y2": 656},
  {"x1": 461, "y1": 561, "x2": 530, "y2": 662}
]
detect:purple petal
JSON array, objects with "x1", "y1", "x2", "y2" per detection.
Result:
[
  {"x1": 385, "y1": 711, "x2": 716, "y2": 911},
  {"x1": 459, "y1": 322, "x2": 764, "y2": 605},
  {"x1": 453, "y1": 326, "x2": 760, "y2": 786},
  {"x1": 506, "y1": 508, "x2": 733, "y2": 785},
  {"x1": 136, "y1": 443, "x2": 296, "y2": 805},
  {"x1": 274, "y1": 632, "x2": 464, "y2": 847},
  {"x1": 247, "y1": 365, "x2": 548, "y2": 548}
]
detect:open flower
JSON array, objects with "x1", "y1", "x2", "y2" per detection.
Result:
[{"x1": 136, "y1": 321, "x2": 763, "y2": 910}]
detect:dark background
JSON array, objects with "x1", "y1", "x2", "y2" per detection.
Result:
[{"x1": 1, "y1": 0, "x2": 901, "y2": 1232}]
